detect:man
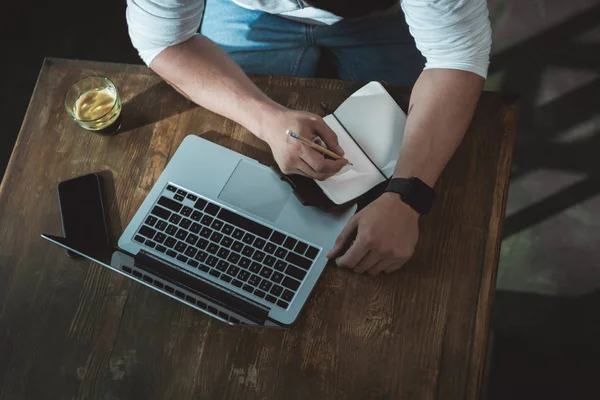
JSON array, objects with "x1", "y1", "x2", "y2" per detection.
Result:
[{"x1": 126, "y1": 0, "x2": 491, "y2": 275}]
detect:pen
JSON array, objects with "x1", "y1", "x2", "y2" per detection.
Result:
[{"x1": 286, "y1": 130, "x2": 352, "y2": 165}]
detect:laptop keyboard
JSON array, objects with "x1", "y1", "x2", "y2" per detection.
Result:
[{"x1": 132, "y1": 184, "x2": 321, "y2": 309}]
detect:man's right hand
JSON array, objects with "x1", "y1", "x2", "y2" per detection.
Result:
[{"x1": 259, "y1": 109, "x2": 348, "y2": 181}]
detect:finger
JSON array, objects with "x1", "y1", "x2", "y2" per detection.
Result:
[
  {"x1": 327, "y1": 216, "x2": 359, "y2": 259},
  {"x1": 295, "y1": 159, "x2": 332, "y2": 181},
  {"x1": 367, "y1": 260, "x2": 396, "y2": 276},
  {"x1": 353, "y1": 251, "x2": 382, "y2": 274},
  {"x1": 335, "y1": 235, "x2": 369, "y2": 269},
  {"x1": 383, "y1": 259, "x2": 408, "y2": 274},
  {"x1": 300, "y1": 146, "x2": 347, "y2": 177},
  {"x1": 311, "y1": 117, "x2": 345, "y2": 156}
]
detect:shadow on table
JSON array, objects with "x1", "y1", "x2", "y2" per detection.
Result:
[
  {"x1": 118, "y1": 81, "x2": 197, "y2": 134},
  {"x1": 487, "y1": 289, "x2": 600, "y2": 400},
  {"x1": 199, "y1": 130, "x2": 273, "y2": 165}
]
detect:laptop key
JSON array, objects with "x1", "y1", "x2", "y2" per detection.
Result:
[
  {"x1": 270, "y1": 231, "x2": 285, "y2": 245},
  {"x1": 176, "y1": 229, "x2": 187, "y2": 240},
  {"x1": 242, "y1": 284, "x2": 254, "y2": 293},
  {"x1": 166, "y1": 185, "x2": 177, "y2": 192},
  {"x1": 154, "y1": 233, "x2": 166, "y2": 243},
  {"x1": 283, "y1": 237, "x2": 297, "y2": 250},
  {"x1": 195, "y1": 251, "x2": 208, "y2": 262},
  {"x1": 228, "y1": 252, "x2": 241, "y2": 264},
  {"x1": 177, "y1": 254, "x2": 188, "y2": 263},
  {"x1": 145, "y1": 216, "x2": 158, "y2": 226},
  {"x1": 248, "y1": 274, "x2": 261, "y2": 287},
  {"x1": 249, "y1": 262, "x2": 261, "y2": 273},
  {"x1": 166, "y1": 250, "x2": 177, "y2": 258},
  {"x1": 191, "y1": 211, "x2": 202, "y2": 221},
  {"x1": 275, "y1": 247, "x2": 288, "y2": 259},
  {"x1": 242, "y1": 233, "x2": 255, "y2": 244},
  {"x1": 238, "y1": 257, "x2": 251, "y2": 269},
  {"x1": 196, "y1": 238, "x2": 208, "y2": 250},
  {"x1": 232, "y1": 279, "x2": 243, "y2": 288},
  {"x1": 294, "y1": 241, "x2": 308, "y2": 255},
  {"x1": 185, "y1": 247, "x2": 197, "y2": 258},
  {"x1": 207, "y1": 255, "x2": 218, "y2": 267},
  {"x1": 166, "y1": 224, "x2": 178, "y2": 236},
  {"x1": 217, "y1": 248, "x2": 230, "y2": 259},
  {"x1": 237, "y1": 270, "x2": 250, "y2": 282},
  {"x1": 265, "y1": 295, "x2": 277, "y2": 304},
  {"x1": 232, "y1": 229, "x2": 244, "y2": 240},
  {"x1": 190, "y1": 222, "x2": 201, "y2": 233},
  {"x1": 210, "y1": 232, "x2": 223, "y2": 243},
  {"x1": 200, "y1": 227, "x2": 212, "y2": 238},
  {"x1": 209, "y1": 270, "x2": 220, "y2": 278},
  {"x1": 169, "y1": 214, "x2": 182, "y2": 224},
  {"x1": 259, "y1": 266, "x2": 273, "y2": 279},
  {"x1": 201, "y1": 215, "x2": 214, "y2": 226},
  {"x1": 156, "y1": 245, "x2": 167, "y2": 253},
  {"x1": 165, "y1": 237, "x2": 177, "y2": 248},
  {"x1": 270, "y1": 285, "x2": 284, "y2": 296},
  {"x1": 175, "y1": 242, "x2": 187, "y2": 253},
  {"x1": 216, "y1": 260, "x2": 229, "y2": 272},
  {"x1": 232, "y1": 241, "x2": 244, "y2": 253},
  {"x1": 277, "y1": 300, "x2": 289, "y2": 309},
  {"x1": 252, "y1": 250, "x2": 265, "y2": 262},
  {"x1": 174, "y1": 193, "x2": 185, "y2": 202},
  {"x1": 139, "y1": 225, "x2": 156, "y2": 239},
  {"x1": 254, "y1": 289, "x2": 266, "y2": 298},
  {"x1": 185, "y1": 234, "x2": 199, "y2": 246},
  {"x1": 156, "y1": 220, "x2": 168, "y2": 231},
  {"x1": 259, "y1": 280, "x2": 272, "y2": 292},
  {"x1": 227, "y1": 265, "x2": 240, "y2": 277},
  {"x1": 198, "y1": 264, "x2": 210, "y2": 272},
  {"x1": 242, "y1": 246, "x2": 254, "y2": 257},
  {"x1": 264, "y1": 255, "x2": 275, "y2": 267},
  {"x1": 205, "y1": 203, "x2": 220, "y2": 216},
  {"x1": 145, "y1": 240, "x2": 156, "y2": 248},
  {"x1": 285, "y1": 265, "x2": 307, "y2": 280},
  {"x1": 194, "y1": 198, "x2": 207, "y2": 210},
  {"x1": 218, "y1": 208, "x2": 273, "y2": 239},
  {"x1": 281, "y1": 277, "x2": 300, "y2": 291},
  {"x1": 211, "y1": 219, "x2": 223, "y2": 230},
  {"x1": 176, "y1": 189, "x2": 187, "y2": 196},
  {"x1": 264, "y1": 242, "x2": 276, "y2": 254},
  {"x1": 181, "y1": 206, "x2": 192, "y2": 217},
  {"x1": 220, "y1": 236, "x2": 233, "y2": 248},
  {"x1": 272, "y1": 272, "x2": 284, "y2": 283},
  {"x1": 179, "y1": 218, "x2": 192, "y2": 229},
  {"x1": 220, "y1": 275, "x2": 232, "y2": 283},
  {"x1": 187, "y1": 193, "x2": 198, "y2": 201},
  {"x1": 282, "y1": 289, "x2": 294, "y2": 301},
  {"x1": 305, "y1": 246, "x2": 319, "y2": 260},
  {"x1": 158, "y1": 196, "x2": 182, "y2": 212},
  {"x1": 207, "y1": 243, "x2": 218, "y2": 254},
  {"x1": 286, "y1": 252, "x2": 312, "y2": 270},
  {"x1": 222, "y1": 224, "x2": 234, "y2": 235},
  {"x1": 274, "y1": 260, "x2": 287, "y2": 272}
]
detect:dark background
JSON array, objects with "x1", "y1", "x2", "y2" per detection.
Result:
[{"x1": 2, "y1": 0, "x2": 600, "y2": 398}]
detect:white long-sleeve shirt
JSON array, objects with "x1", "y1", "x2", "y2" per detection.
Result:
[{"x1": 126, "y1": 0, "x2": 492, "y2": 78}]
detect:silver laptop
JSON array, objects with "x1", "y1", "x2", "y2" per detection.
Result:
[{"x1": 43, "y1": 135, "x2": 355, "y2": 327}]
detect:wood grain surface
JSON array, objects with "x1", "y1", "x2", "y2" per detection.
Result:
[{"x1": 0, "y1": 58, "x2": 517, "y2": 400}]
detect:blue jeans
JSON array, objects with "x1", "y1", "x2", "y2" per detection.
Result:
[{"x1": 200, "y1": 0, "x2": 424, "y2": 86}]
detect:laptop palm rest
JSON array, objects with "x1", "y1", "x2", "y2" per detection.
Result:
[{"x1": 218, "y1": 160, "x2": 292, "y2": 222}]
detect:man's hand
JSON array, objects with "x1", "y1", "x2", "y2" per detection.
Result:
[
  {"x1": 260, "y1": 109, "x2": 347, "y2": 181},
  {"x1": 327, "y1": 193, "x2": 419, "y2": 274}
]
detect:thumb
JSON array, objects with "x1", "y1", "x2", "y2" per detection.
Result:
[
  {"x1": 312, "y1": 117, "x2": 345, "y2": 156},
  {"x1": 327, "y1": 216, "x2": 359, "y2": 259}
]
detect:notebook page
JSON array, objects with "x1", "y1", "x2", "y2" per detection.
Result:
[
  {"x1": 315, "y1": 115, "x2": 386, "y2": 204},
  {"x1": 333, "y1": 82, "x2": 407, "y2": 178}
]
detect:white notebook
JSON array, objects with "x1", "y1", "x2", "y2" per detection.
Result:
[{"x1": 316, "y1": 81, "x2": 407, "y2": 204}]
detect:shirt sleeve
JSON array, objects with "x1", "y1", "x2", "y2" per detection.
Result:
[
  {"x1": 126, "y1": 0, "x2": 204, "y2": 66},
  {"x1": 401, "y1": 0, "x2": 492, "y2": 79}
]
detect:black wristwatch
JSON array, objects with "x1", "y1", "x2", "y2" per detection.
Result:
[{"x1": 385, "y1": 177, "x2": 436, "y2": 215}]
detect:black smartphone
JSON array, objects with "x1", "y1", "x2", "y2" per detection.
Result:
[{"x1": 58, "y1": 173, "x2": 109, "y2": 257}]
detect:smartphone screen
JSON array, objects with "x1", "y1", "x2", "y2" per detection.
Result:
[{"x1": 58, "y1": 173, "x2": 109, "y2": 257}]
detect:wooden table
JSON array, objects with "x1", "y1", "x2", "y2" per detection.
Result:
[{"x1": 0, "y1": 58, "x2": 517, "y2": 399}]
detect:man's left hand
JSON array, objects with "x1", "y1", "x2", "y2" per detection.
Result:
[{"x1": 327, "y1": 193, "x2": 419, "y2": 275}]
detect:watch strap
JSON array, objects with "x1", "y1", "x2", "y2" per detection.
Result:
[{"x1": 385, "y1": 177, "x2": 436, "y2": 215}]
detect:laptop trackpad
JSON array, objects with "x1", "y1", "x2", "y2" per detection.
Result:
[{"x1": 218, "y1": 160, "x2": 292, "y2": 222}]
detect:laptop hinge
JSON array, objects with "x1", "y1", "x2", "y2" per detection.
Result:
[{"x1": 135, "y1": 252, "x2": 269, "y2": 325}]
